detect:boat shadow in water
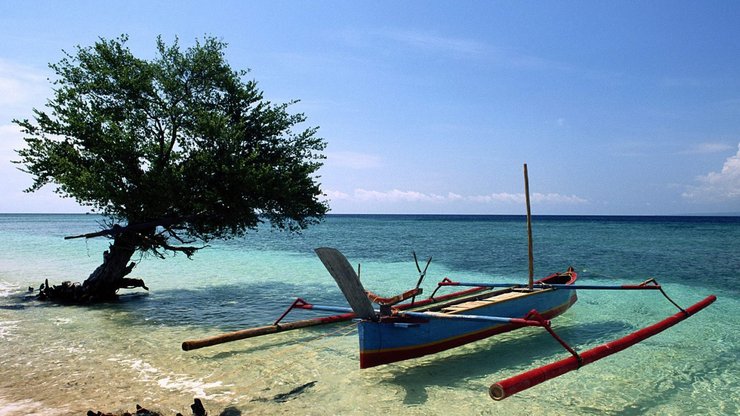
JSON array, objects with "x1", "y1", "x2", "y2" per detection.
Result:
[
  {"x1": 194, "y1": 326, "x2": 356, "y2": 361},
  {"x1": 99, "y1": 282, "x2": 350, "y2": 330},
  {"x1": 380, "y1": 320, "x2": 634, "y2": 405}
]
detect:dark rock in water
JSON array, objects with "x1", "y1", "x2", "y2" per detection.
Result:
[
  {"x1": 191, "y1": 398, "x2": 207, "y2": 416},
  {"x1": 135, "y1": 404, "x2": 160, "y2": 415},
  {"x1": 218, "y1": 407, "x2": 242, "y2": 416},
  {"x1": 86, "y1": 404, "x2": 161, "y2": 416},
  {"x1": 272, "y1": 381, "x2": 317, "y2": 403},
  {"x1": 85, "y1": 398, "x2": 212, "y2": 416},
  {"x1": 37, "y1": 279, "x2": 86, "y2": 303},
  {"x1": 250, "y1": 381, "x2": 318, "y2": 403}
]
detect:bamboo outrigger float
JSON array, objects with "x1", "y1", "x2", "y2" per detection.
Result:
[{"x1": 182, "y1": 164, "x2": 716, "y2": 400}]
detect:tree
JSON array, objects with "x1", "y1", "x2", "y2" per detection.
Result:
[{"x1": 14, "y1": 35, "x2": 328, "y2": 302}]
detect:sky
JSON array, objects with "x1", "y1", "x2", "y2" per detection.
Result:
[{"x1": 1, "y1": 1, "x2": 740, "y2": 215}]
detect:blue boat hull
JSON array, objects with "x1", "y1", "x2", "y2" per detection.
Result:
[{"x1": 358, "y1": 286, "x2": 577, "y2": 368}]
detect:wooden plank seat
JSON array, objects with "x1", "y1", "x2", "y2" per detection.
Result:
[{"x1": 440, "y1": 290, "x2": 535, "y2": 313}]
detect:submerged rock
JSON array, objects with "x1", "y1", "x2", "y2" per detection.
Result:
[
  {"x1": 86, "y1": 398, "x2": 209, "y2": 416},
  {"x1": 191, "y1": 398, "x2": 207, "y2": 416},
  {"x1": 251, "y1": 381, "x2": 318, "y2": 403},
  {"x1": 273, "y1": 381, "x2": 318, "y2": 403}
]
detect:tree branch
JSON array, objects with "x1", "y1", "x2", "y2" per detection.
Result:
[
  {"x1": 65, "y1": 224, "x2": 125, "y2": 240},
  {"x1": 159, "y1": 241, "x2": 208, "y2": 257},
  {"x1": 64, "y1": 217, "x2": 192, "y2": 240}
]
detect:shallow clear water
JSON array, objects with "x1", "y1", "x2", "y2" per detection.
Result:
[{"x1": 0, "y1": 214, "x2": 738, "y2": 415}]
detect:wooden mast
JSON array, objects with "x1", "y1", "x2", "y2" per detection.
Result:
[{"x1": 524, "y1": 164, "x2": 534, "y2": 290}]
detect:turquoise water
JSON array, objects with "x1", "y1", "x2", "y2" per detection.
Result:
[{"x1": 0, "y1": 214, "x2": 738, "y2": 415}]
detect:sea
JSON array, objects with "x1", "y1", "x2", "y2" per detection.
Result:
[{"x1": 0, "y1": 214, "x2": 738, "y2": 415}]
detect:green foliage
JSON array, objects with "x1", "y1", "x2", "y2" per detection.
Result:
[{"x1": 15, "y1": 35, "x2": 328, "y2": 254}]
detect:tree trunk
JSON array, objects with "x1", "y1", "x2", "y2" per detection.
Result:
[
  {"x1": 82, "y1": 230, "x2": 139, "y2": 301},
  {"x1": 38, "y1": 230, "x2": 149, "y2": 303}
]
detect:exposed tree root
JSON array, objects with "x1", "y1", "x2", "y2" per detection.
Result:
[{"x1": 87, "y1": 398, "x2": 210, "y2": 416}]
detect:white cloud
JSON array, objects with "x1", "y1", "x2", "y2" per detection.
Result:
[
  {"x1": 0, "y1": 59, "x2": 52, "y2": 208},
  {"x1": 0, "y1": 123, "x2": 24, "y2": 158},
  {"x1": 678, "y1": 142, "x2": 735, "y2": 155},
  {"x1": 683, "y1": 143, "x2": 740, "y2": 201},
  {"x1": 447, "y1": 192, "x2": 464, "y2": 202},
  {"x1": 469, "y1": 192, "x2": 587, "y2": 204},
  {"x1": 1, "y1": 123, "x2": 35, "y2": 200},
  {"x1": 0, "y1": 59, "x2": 49, "y2": 112},
  {"x1": 324, "y1": 188, "x2": 587, "y2": 205},
  {"x1": 354, "y1": 189, "x2": 449, "y2": 203},
  {"x1": 323, "y1": 189, "x2": 350, "y2": 201},
  {"x1": 0, "y1": 122, "x2": 84, "y2": 213},
  {"x1": 468, "y1": 192, "x2": 522, "y2": 203},
  {"x1": 532, "y1": 193, "x2": 588, "y2": 204}
]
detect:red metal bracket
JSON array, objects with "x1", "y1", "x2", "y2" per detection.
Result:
[
  {"x1": 429, "y1": 277, "x2": 456, "y2": 299},
  {"x1": 525, "y1": 309, "x2": 582, "y2": 366},
  {"x1": 273, "y1": 298, "x2": 312, "y2": 325}
]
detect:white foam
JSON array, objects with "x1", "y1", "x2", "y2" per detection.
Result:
[
  {"x1": 0, "y1": 396, "x2": 68, "y2": 416},
  {"x1": 51, "y1": 318, "x2": 72, "y2": 326},
  {"x1": 0, "y1": 320, "x2": 19, "y2": 340},
  {"x1": 0, "y1": 281, "x2": 19, "y2": 298},
  {"x1": 109, "y1": 357, "x2": 232, "y2": 400},
  {"x1": 108, "y1": 357, "x2": 160, "y2": 379},
  {"x1": 157, "y1": 377, "x2": 229, "y2": 399}
]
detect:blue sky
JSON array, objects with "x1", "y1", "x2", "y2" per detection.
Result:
[{"x1": 1, "y1": 1, "x2": 740, "y2": 215}]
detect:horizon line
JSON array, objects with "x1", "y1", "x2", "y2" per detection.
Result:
[{"x1": 1, "y1": 212, "x2": 738, "y2": 217}]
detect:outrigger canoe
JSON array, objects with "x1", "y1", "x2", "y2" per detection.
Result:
[
  {"x1": 182, "y1": 165, "x2": 716, "y2": 400},
  {"x1": 182, "y1": 246, "x2": 715, "y2": 399},
  {"x1": 313, "y1": 247, "x2": 577, "y2": 369}
]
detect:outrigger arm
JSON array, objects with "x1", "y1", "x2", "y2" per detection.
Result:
[
  {"x1": 489, "y1": 294, "x2": 717, "y2": 400},
  {"x1": 437, "y1": 279, "x2": 667, "y2": 291}
]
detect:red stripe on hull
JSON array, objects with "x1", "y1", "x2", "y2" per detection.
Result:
[{"x1": 359, "y1": 293, "x2": 577, "y2": 368}]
